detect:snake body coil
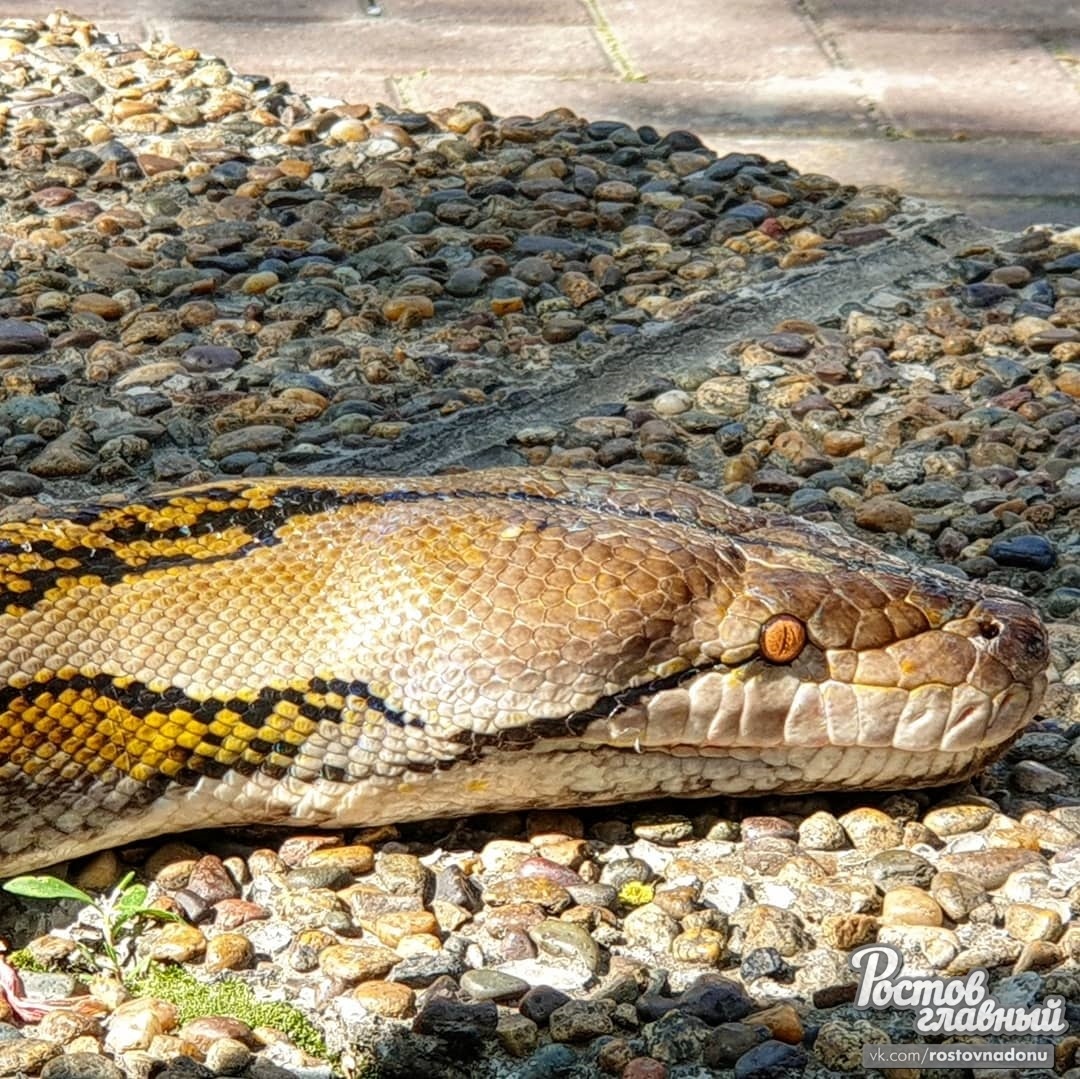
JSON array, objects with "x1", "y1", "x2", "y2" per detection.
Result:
[{"x1": 0, "y1": 468, "x2": 1049, "y2": 874}]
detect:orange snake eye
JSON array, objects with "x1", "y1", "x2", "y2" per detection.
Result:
[{"x1": 760, "y1": 614, "x2": 806, "y2": 663}]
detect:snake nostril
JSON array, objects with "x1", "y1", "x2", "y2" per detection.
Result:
[{"x1": 979, "y1": 621, "x2": 1001, "y2": 640}]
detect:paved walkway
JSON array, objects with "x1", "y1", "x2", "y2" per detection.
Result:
[{"x1": 6, "y1": 0, "x2": 1079, "y2": 230}]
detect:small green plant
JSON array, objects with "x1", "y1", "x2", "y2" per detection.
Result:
[
  {"x1": 132, "y1": 965, "x2": 329, "y2": 1059},
  {"x1": 2, "y1": 871, "x2": 178, "y2": 979}
]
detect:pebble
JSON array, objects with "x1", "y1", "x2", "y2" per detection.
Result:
[
  {"x1": 733, "y1": 1039, "x2": 808, "y2": 1079},
  {"x1": 548, "y1": 1000, "x2": 615, "y2": 1042},
  {"x1": 347, "y1": 981, "x2": 415, "y2": 1019},
  {"x1": 988, "y1": 534, "x2": 1057, "y2": 570},
  {"x1": 518, "y1": 985, "x2": 571, "y2": 1025},
  {"x1": 880, "y1": 886, "x2": 945, "y2": 927},
  {"x1": 41, "y1": 1055, "x2": 124, "y2": 1079}
]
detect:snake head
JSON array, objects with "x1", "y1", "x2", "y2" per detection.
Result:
[{"x1": 570, "y1": 510, "x2": 1050, "y2": 793}]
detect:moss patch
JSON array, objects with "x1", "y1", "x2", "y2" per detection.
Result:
[
  {"x1": 5, "y1": 948, "x2": 47, "y2": 972},
  {"x1": 132, "y1": 964, "x2": 328, "y2": 1059}
]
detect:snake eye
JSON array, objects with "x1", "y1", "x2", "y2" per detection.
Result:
[
  {"x1": 979, "y1": 622, "x2": 1001, "y2": 640},
  {"x1": 760, "y1": 614, "x2": 806, "y2": 663}
]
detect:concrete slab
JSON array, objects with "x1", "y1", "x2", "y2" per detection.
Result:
[
  {"x1": 148, "y1": 0, "x2": 589, "y2": 22},
  {"x1": 147, "y1": 17, "x2": 611, "y2": 79},
  {"x1": 599, "y1": 0, "x2": 834, "y2": 81},
  {"x1": 806, "y1": 0, "x2": 1080, "y2": 33},
  {"x1": 840, "y1": 29, "x2": 1080, "y2": 138}
]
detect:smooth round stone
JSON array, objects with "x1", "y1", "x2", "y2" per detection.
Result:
[
  {"x1": 988, "y1": 534, "x2": 1056, "y2": 570},
  {"x1": 1004, "y1": 903, "x2": 1063, "y2": 943},
  {"x1": 528, "y1": 919, "x2": 601, "y2": 974},
  {"x1": 382, "y1": 295, "x2": 434, "y2": 321},
  {"x1": 319, "y1": 943, "x2": 398, "y2": 983},
  {"x1": 923, "y1": 803, "x2": 996, "y2": 836},
  {"x1": 1012, "y1": 760, "x2": 1070, "y2": 793},
  {"x1": 734, "y1": 1039, "x2": 808, "y2": 1079},
  {"x1": 0, "y1": 319, "x2": 49, "y2": 354},
  {"x1": 180, "y1": 345, "x2": 243, "y2": 373},
  {"x1": 0, "y1": 470, "x2": 43, "y2": 496},
  {"x1": 633, "y1": 813, "x2": 693, "y2": 843},
  {"x1": 541, "y1": 314, "x2": 586, "y2": 342},
  {"x1": 348, "y1": 981, "x2": 416, "y2": 1019},
  {"x1": 623, "y1": 903, "x2": 680, "y2": 949},
  {"x1": 204, "y1": 1039, "x2": 251, "y2": 1076},
  {"x1": 148, "y1": 923, "x2": 207, "y2": 962},
  {"x1": 867, "y1": 849, "x2": 935, "y2": 890},
  {"x1": 760, "y1": 332, "x2": 811, "y2": 356},
  {"x1": 460, "y1": 969, "x2": 530, "y2": 1002},
  {"x1": 880, "y1": 886, "x2": 944, "y2": 927},
  {"x1": 284, "y1": 863, "x2": 354, "y2": 890},
  {"x1": 491, "y1": 276, "x2": 531, "y2": 300},
  {"x1": 512, "y1": 256, "x2": 556, "y2": 285},
  {"x1": 963, "y1": 282, "x2": 1014, "y2": 307},
  {"x1": 444, "y1": 267, "x2": 487, "y2": 296},
  {"x1": 1047, "y1": 587, "x2": 1080, "y2": 617},
  {"x1": 928, "y1": 868, "x2": 989, "y2": 920},
  {"x1": 241, "y1": 270, "x2": 279, "y2": 293},
  {"x1": 837, "y1": 808, "x2": 904, "y2": 851},
  {"x1": 651, "y1": 389, "x2": 692, "y2": 416},
  {"x1": 519, "y1": 985, "x2": 572, "y2": 1025},
  {"x1": 935, "y1": 849, "x2": 1044, "y2": 890},
  {"x1": 208, "y1": 424, "x2": 289, "y2": 458}
]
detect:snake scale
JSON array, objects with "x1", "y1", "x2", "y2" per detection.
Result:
[{"x1": 0, "y1": 467, "x2": 1049, "y2": 876}]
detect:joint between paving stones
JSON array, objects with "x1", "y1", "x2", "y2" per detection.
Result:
[
  {"x1": 789, "y1": 0, "x2": 905, "y2": 140},
  {"x1": 579, "y1": 0, "x2": 647, "y2": 83}
]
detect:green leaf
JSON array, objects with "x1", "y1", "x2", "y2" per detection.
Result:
[
  {"x1": 139, "y1": 907, "x2": 180, "y2": 924},
  {"x1": 2, "y1": 875, "x2": 95, "y2": 904},
  {"x1": 116, "y1": 883, "x2": 148, "y2": 915}
]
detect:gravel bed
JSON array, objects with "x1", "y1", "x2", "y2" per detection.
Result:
[{"x1": 1, "y1": 11, "x2": 1079, "y2": 1079}]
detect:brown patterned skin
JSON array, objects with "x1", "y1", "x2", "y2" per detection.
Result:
[{"x1": 0, "y1": 468, "x2": 1049, "y2": 875}]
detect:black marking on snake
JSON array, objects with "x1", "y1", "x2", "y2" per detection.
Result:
[
  {"x1": 454, "y1": 662, "x2": 713, "y2": 759},
  {"x1": 0, "y1": 670, "x2": 423, "y2": 792},
  {"x1": 0, "y1": 485, "x2": 358, "y2": 610}
]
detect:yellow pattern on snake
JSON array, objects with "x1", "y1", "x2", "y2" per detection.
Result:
[{"x1": 0, "y1": 468, "x2": 1049, "y2": 875}]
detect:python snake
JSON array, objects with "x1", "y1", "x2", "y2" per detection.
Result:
[{"x1": 0, "y1": 468, "x2": 1049, "y2": 876}]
